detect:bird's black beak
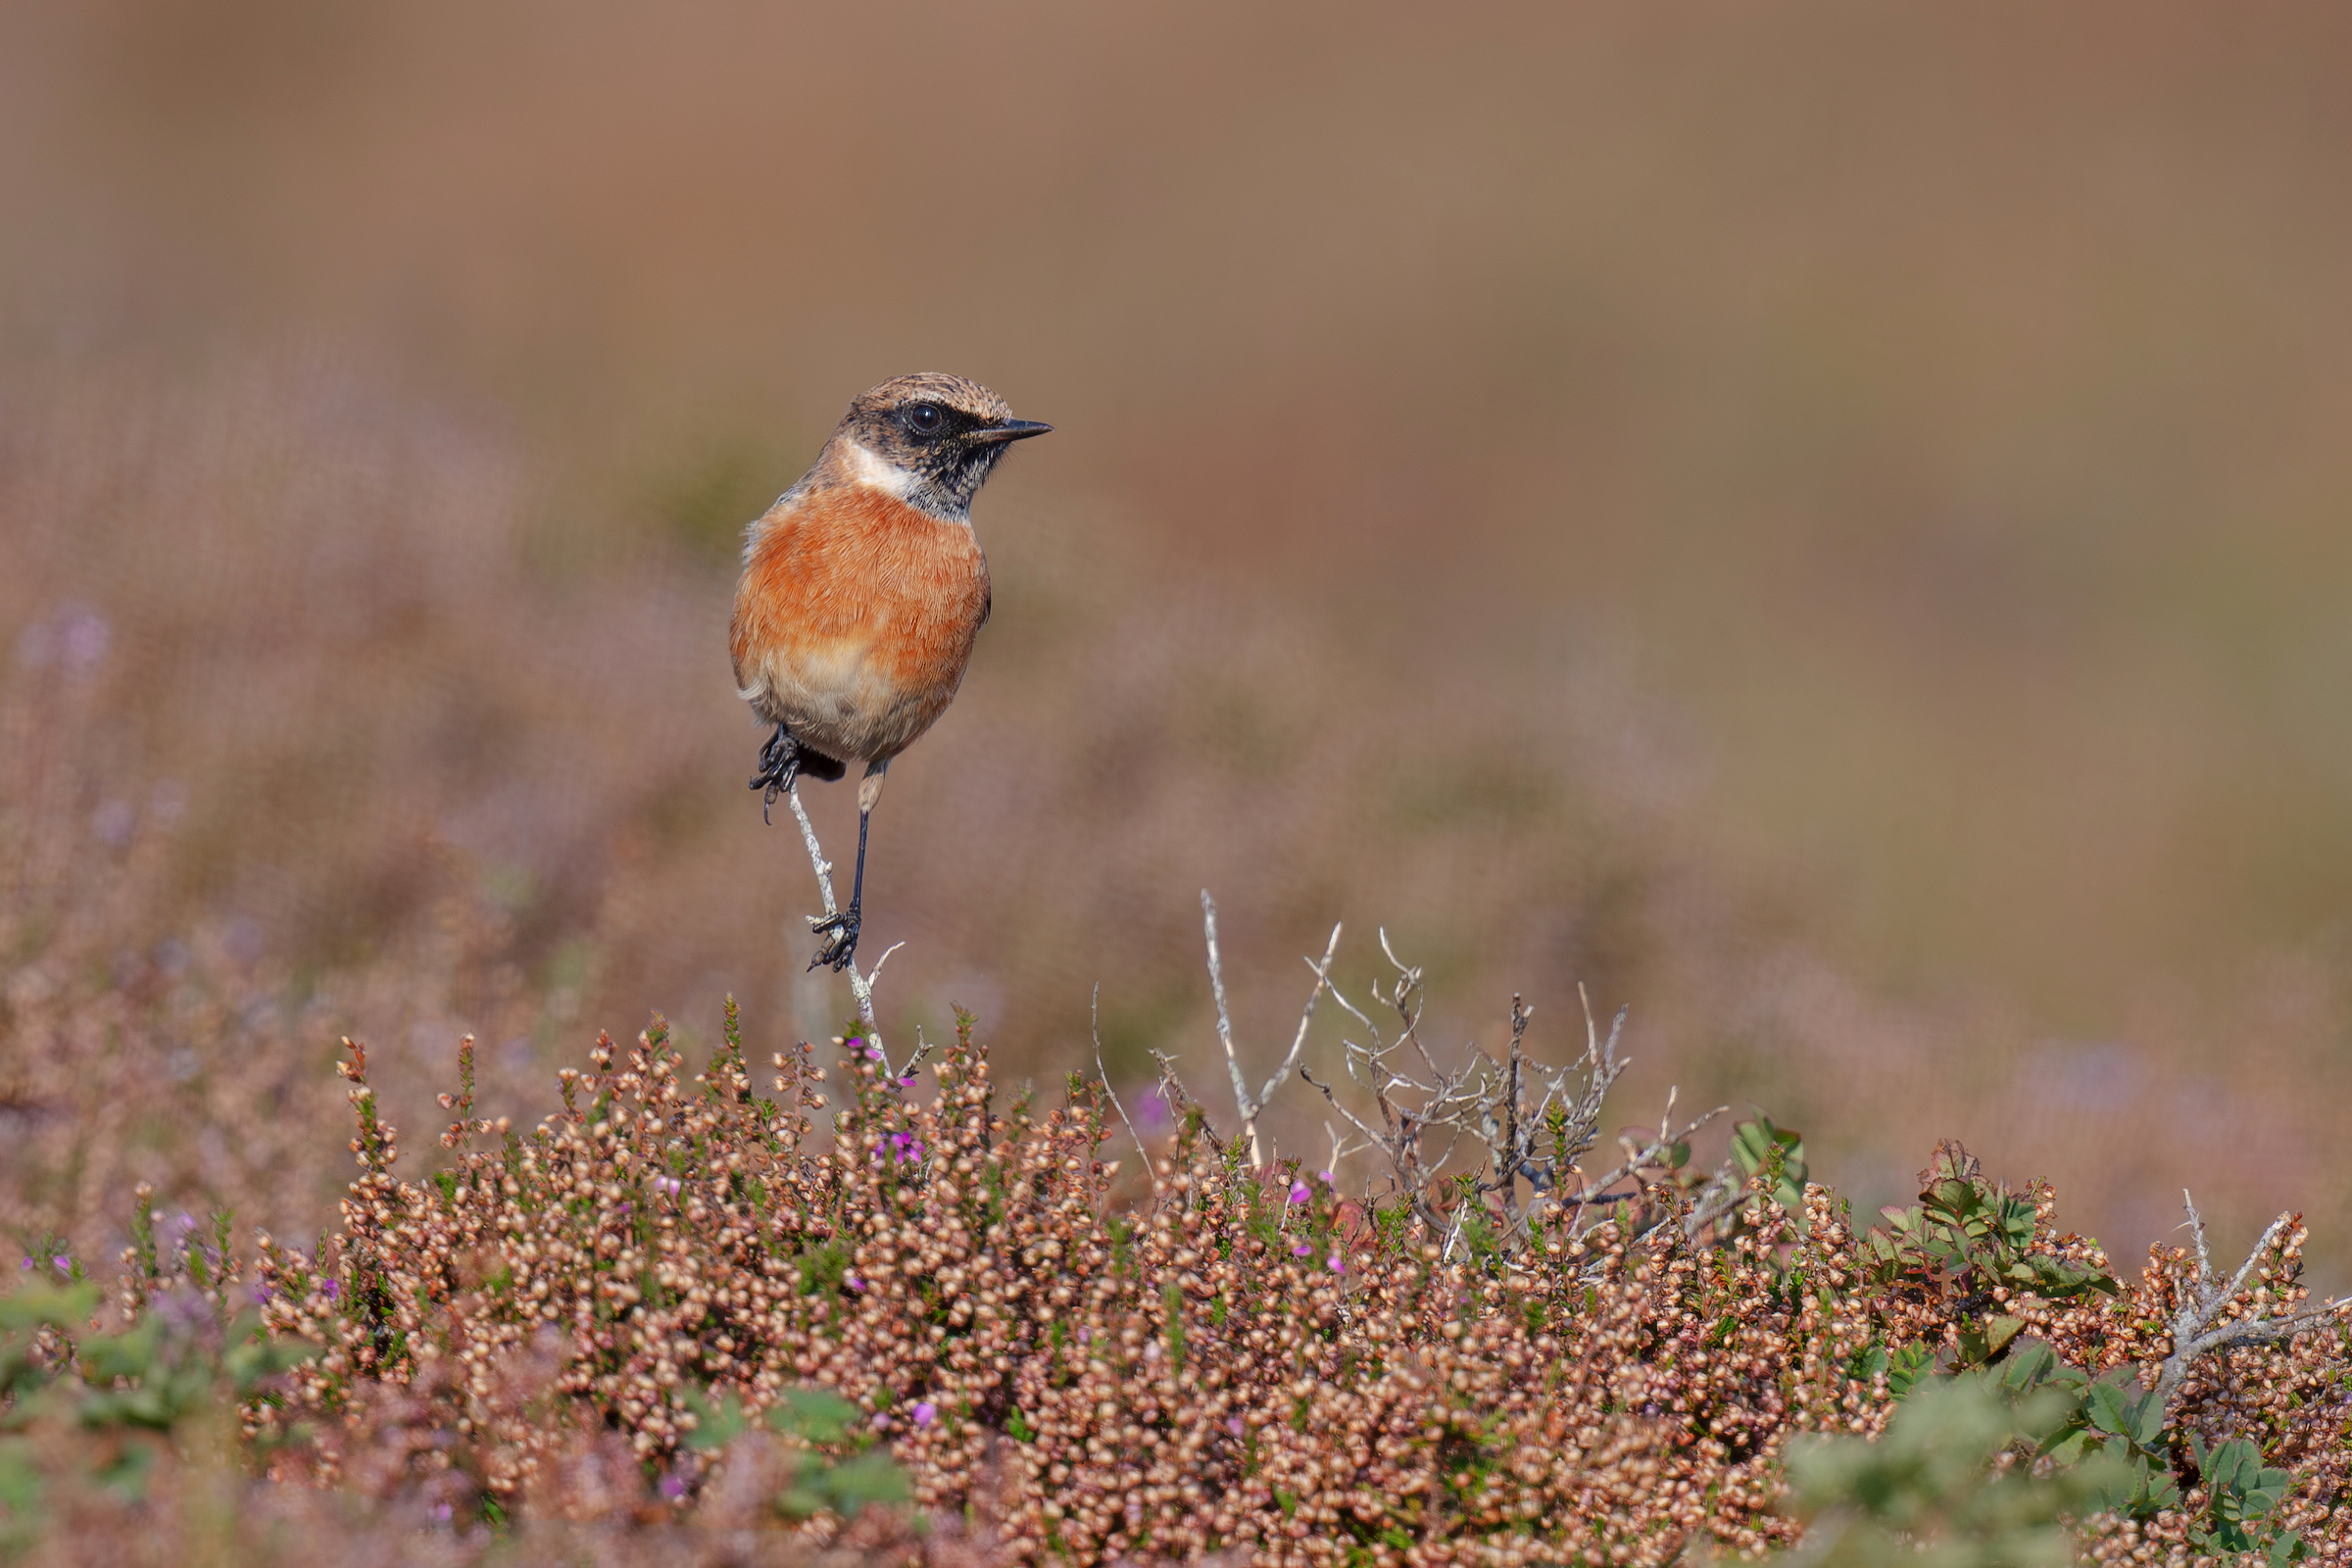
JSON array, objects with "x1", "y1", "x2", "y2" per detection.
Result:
[{"x1": 966, "y1": 419, "x2": 1053, "y2": 445}]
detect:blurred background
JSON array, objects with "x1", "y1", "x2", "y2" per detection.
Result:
[{"x1": 6, "y1": 0, "x2": 2352, "y2": 1280}]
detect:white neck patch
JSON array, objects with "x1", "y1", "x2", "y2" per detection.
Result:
[{"x1": 842, "y1": 440, "x2": 922, "y2": 502}]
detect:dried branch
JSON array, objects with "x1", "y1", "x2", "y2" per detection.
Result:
[
  {"x1": 1178, "y1": 905, "x2": 1714, "y2": 1262},
  {"x1": 1196, "y1": 890, "x2": 1340, "y2": 1165},
  {"x1": 783, "y1": 781, "x2": 898, "y2": 1070},
  {"x1": 1150, "y1": 1048, "x2": 1223, "y2": 1155},
  {"x1": 2154, "y1": 1191, "x2": 2352, "y2": 1410},
  {"x1": 1093, "y1": 983, "x2": 1153, "y2": 1205}
]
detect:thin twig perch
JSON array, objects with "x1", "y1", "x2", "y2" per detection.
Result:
[{"x1": 784, "y1": 780, "x2": 903, "y2": 1071}]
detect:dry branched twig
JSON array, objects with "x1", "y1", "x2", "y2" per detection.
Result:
[
  {"x1": 1196, "y1": 890, "x2": 1340, "y2": 1166},
  {"x1": 2153, "y1": 1190, "x2": 2352, "y2": 1410},
  {"x1": 1286, "y1": 927, "x2": 1724, "y2": 1260}
]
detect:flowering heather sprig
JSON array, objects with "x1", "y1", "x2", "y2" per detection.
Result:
[
  {"x1": 71, "y1": 1000, "x2": 2329, "y2": 1566},
  {"x1": 206, "y1": 1004, "x2": 1888, "y2": 1560}
]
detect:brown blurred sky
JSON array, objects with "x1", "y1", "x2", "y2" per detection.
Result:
[{"x1": 8, "y1": 1, "x2": 2352, "y2": 1265}]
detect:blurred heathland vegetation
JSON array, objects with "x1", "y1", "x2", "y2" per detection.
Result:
[{"x1": 7, "y1": 2, "x2": 2352, "y2": 1273}]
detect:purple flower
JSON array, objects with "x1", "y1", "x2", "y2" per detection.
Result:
[
  {"x1": 655, "y1": 1176, "x2": 682, "y2": 1197},
  {"x1": 320, "y1": 1279, "x2": 341, "y2": 1301},
  {"x1": 175, "y1": 1213, "x2": 197, "y2": 1232},
  {"x1": 1317, "y1": 1169, "x2": 1333, "y2": 1183},
  {"x1": 1327, "y1": 1253, "x2": 1347, "y2": 1275},
  {"x1": 911, "y1": 1401, "x2": 937, "y2": 1427},
  {"x1": 1288, "y1": 1181, "x2": 1310, "y2": 1204},
  {"x1": 874, "y1": 1131, "x2": 925, "y2": 1167},
  {"x1": 843, "y1": 1273, "x2": 864, "y2": 1293},
  {"x1": 429, "y1": 1502, "x2": 454, "y2": 1523},
  {"x1": 1292, "y1": 1242, "x2": 1311, "y2": 1257},
  {"x1": 1227, "y1": 1416, "x2": 1246, "y2": 1436},
  {"x1": 251, "y1": 1284, "x2": 271, "y2": 1304},
  {"x1": 660, "y1": 1474, "x2": 686, "y2": 1500},
  {"x1": 51, "y1": 1255, "x2": 73, "y2": 1277}
]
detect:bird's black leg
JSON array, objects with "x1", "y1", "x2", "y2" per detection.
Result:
[
  {"x1": 808, "y1": 808, "x2": 868, "y2": 972},
  {"x1": 749, "y1": 723, "x2": 802, "y2": 823}
]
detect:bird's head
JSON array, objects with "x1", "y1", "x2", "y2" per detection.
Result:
[{"x1": 825, "y1": 372, "x2": 1051, "y2": 521}]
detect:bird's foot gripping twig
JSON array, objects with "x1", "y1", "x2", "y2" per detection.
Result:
[
  {"x1": 780, "y1": 781, "x2": 895, "y2": 1052},
  {"x1": 750, "y1": 725, "x2": 802, "y2": 823},
  {"x1": 808, "y1": 905, "x2": 861, "y2": 973}
]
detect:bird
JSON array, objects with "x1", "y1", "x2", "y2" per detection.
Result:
[{"x1": 730, "y1": 373, "x2": 1050, "y2": 971}]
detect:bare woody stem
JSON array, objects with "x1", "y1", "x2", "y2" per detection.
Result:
[
  {"x1": 785, "y1": 781, "x2": 906, "y2": 1071},
  {"x1": 2155, "y1": 1192, "x2": 2352, "y2": 1411},
  {"x1": 1200, "y1": 890, "x2": 1341, "y2": 1166}
]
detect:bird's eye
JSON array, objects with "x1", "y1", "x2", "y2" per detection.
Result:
[{"x1": 904, "y1": 403, "x2": 944, "y2": 434}]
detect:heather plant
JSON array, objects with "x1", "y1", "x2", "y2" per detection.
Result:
[
  {"x1": 143, "y1": 970, "x2": 1920, "y2": 1561},
  {"x1": 9, "y1": 910, "x2": 2352, "y2": 1564}
]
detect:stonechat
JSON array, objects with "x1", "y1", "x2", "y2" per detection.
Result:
[{"x1": 730, "y1": 373, "x2": 1050, "y2": 970}]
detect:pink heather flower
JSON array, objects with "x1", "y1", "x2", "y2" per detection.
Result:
[
  {"x1": 1292, "y1": 1242, "x2": 1311, "y2": 1257},
  {"x1": 1317, "y1": 1170, "x2": 1333, "y2": 1183},
  {"x1": 1328, "y1": 1253, "x2": 1347, "y2": 1274},
  {"x1": 1227, "y1": 1416, "x2": 1246, "y2": 1436},
  {"x1": 912, "y1": 1400, "x2": 937, "y2": 1427},
  {"x1": 872, "y1": 1131, "x2": 926, "y2": 1166},
  {"x1": 844, "y1": 1274, "x2": 864, "y2": 1293},
  {"x1": 660, "y1": 1474, "x2": 686, "y2": 1500},
  {"x1": 1288, "y1": 1181, "x2": 1310, "y2": 1203}
]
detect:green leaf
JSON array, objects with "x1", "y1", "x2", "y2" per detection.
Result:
[
  {"x1": 2206, "y1": 1438, "x2": 2262, "y2": 1499},
  {"x1": 2122, "y1": 1387, "x2": 2166, "y2": 1449},
  {"x1": 1955, "y1": 1314, "x2": 2025, "y2": 1368},
  {"x1": 0, "y1": 1284, "x2": 101, "y2": 1334},
  {"x1": 679, "y1": 1387, "x2": 749, "y2": 1451},
  {"x1": 1886, "y1": 1342, "x2": 1936, "y2": 1398},
  {"x1": 2082, "y1": 1381, "x2": 2132, "y2": 1438},
  {"x1": 768, "y1": 1386, "x2": 860, "y2": 1446},
  {"x1": 822, "y1": 1450, "x2": 911, "y2": 1511}
]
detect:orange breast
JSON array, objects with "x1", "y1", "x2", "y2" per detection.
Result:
[{"x1": 729, "y1": 485, "x2": 991, "y2": 763}]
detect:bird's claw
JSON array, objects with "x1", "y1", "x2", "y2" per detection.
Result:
[
  {"x1": 750, "y1": 727, "x2": 801, "y2": 824},
  {"x1": 808, "y1": 906, "x2": 861, "y2": 972}
]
